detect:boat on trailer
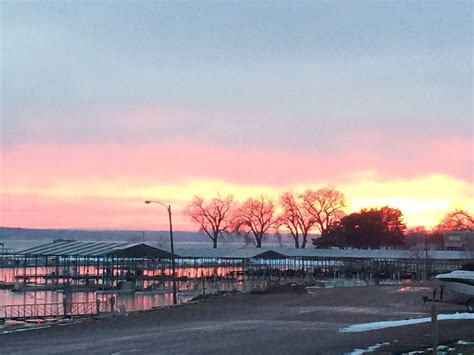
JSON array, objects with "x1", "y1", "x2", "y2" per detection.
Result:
[{"x1": 435, "y1": 269, "x2": 474, "y2": 312}]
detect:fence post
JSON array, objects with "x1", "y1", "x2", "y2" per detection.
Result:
[
  {"x1": 431, "y1": 304, "x2": 438, "y2": 355},
  {"x1": 202, "y1": 271, "x2": 205, "y2": 296},
  {"x1": 63, "y1": 297, "x2": 68, "y2": 317},
  {"x1": 110, "y1": 296, "x2": 115, "y2": 313}
]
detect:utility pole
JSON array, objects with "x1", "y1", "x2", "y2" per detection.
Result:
[
  {"x1": 145, "y1": 200, "x2": 178, "y2": 305},
  {"x1": 431, "y1": 304, "x2": 438, "y2": 355}
]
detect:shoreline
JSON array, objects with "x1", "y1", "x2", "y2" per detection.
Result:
[{"x1": 0, "y1": 284, "x2": 473, "y2": 354}]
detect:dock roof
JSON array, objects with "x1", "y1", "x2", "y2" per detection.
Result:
[
  {"x1": 174, "y1": 247, "x2": 286, "y2": 259},
  {"x1": 279, "y1": 248, "x2": 473, "y2": 260},
  {"x1": 16, "y1": 241, "x2": 474, "y2": 261},
  {"x1": 19, "y1": 240, "x2": 175, "y2": 258}
]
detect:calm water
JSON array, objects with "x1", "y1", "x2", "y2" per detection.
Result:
[
  {"x1": 0, "y1": 265, "x2": 263, "y2": 312},
  {"x1": 0, "y1": 280, "x2": 262, "y2": 312},
  {"x1": 0, "y1": 288, "x2": 192, "y2": 311}
]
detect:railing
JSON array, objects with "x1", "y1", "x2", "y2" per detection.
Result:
[
  {"x1": 69, "y1": 302, "x2": 99, "y2": 316},
  {"x1": 0, "y1": 301, "x2": 107, "y2": 321}
]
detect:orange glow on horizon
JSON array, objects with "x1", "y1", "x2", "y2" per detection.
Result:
[
  {"x1": 1, "y1": 141, "x2": 472, "y2": 231},
  {"x1": 1, "y1": 173, "x2": 472, "y2": 231}
]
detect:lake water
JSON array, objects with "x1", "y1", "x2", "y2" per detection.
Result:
[
  {"x1": 0, "y1": 264, "x2": 265, "y2": 313},
  {"x1": 0, "y1": 288, "x2": 189, "y2": 312}
]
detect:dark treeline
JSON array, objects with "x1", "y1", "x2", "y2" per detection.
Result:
[
  {"x1": 184, "y1": 188, "x2": 473, "y2": 249},
  {"x1": 313, "y1": 206, "x2": 405, "y2": 249},
  {"x1": 185, "y1": 187, "x2": 345, "y2": 249}
]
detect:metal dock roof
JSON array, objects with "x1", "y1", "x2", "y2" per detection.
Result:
[
  {"x1": 16, "y1": 241, "x2": 474, "y2": 260},
  {"x1": 174, "y1": 247, "x2": 286, "y2": 259},
  {"x1": 279, "y1": 248, "x2": 474, "y2": 260},
  {"x1": 19, "y1": 240, "x2": 175, "y2": 258}
]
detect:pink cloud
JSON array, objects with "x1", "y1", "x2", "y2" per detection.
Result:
[
  {"x1": 0, "y1": 193, "x2": 190, "y2": 230},
  {"x1": 1, "y1": 133, "x2": 471, "y2": 229},
  {"x1": 1, "y1": 136, "x2": 471, "y2": 189},
  {"x1": 0, "y1": 135, "x2": 473, "y2": 230}
]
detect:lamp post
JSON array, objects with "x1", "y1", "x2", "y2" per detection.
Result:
[
  {"x1": 145, "y1": 200, "x2": 178, "y2": 305},
  {"x1": 0, "y1": 242, "x2": 4, "y2": 269}
]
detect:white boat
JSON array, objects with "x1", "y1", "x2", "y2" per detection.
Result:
[
  {"x1": 135, "y1": 287, "x2": 174, "y2": 295},
  {"x1": 178, "y1": 286, "x2": 212, "y2": 296},
  {"x1": 436, "y1": 270, "x2": 474, "y2": 311}
]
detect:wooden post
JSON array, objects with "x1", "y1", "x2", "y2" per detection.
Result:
[
  {"x1": 202, "y1": 270, "x2": 205, "y2": 296},
  {"x1": 431, "y1": 304, "x2": 438, "y2": 355}
]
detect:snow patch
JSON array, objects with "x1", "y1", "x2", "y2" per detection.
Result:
[
  {"x1": 340, "y1": 313, "x2": 474, "y2": 333},
  {"x1": 457, "y1": 340, "x2": 474, "y2": 345},
  {"x1": 350, "y1": 342, "x2": 389, "y2": 354},
  {"x1": 1, "y1": 325, "x2": 51, "y2": 334}
]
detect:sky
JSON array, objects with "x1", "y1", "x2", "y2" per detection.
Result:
[{"x1": 0, "y1": 1, "x2": 472, "y2": 231}]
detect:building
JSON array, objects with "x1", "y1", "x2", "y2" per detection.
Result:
[{"x1": 444, "y1": 231, "x2": 474, "y2": 251}]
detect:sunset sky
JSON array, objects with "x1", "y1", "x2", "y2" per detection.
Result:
[{"x1": 1, "y1": 1, "x2": 472, "y2": 231}]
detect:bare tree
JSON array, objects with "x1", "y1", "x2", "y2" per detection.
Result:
[
  {"x1": 436, "y1": 209, "x2": 474, "y2": 232},
  {"x1": 232, "y1": 195, "x2": 280, "y2": 248},
  {"x1": 185, "y1": 195, "x2": 233, "y2": 248},
  {"x1": 300, "y1": 187, "x2": 345, "y2": 234},
  {"x1": 279, "y1": 191, "x2": 317, "y2": 249}
]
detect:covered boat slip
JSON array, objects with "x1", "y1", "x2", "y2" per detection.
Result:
[
  {"x1": 1, "y1": 241, "x2": 177, "y2": 292},
  {"x1": 174, "y1": 247, "x2": 473, "y2": 281},
  {"x1": 0, "y1": 241, "x2": 285, "y2": 292},
  {"x1": 281, "y1": 248, "x2": 474, "y2": 280},
  {"x1": 1, "y1": 240, "x2": 473, "y2": 292}
]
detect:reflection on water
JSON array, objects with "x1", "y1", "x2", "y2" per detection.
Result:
[
  {"x1": 0, "y1": 281, "x2": 265, "y2": 312},
  {"x1": 0, "y1": 264, "x2": 268, "y2": 313},
  {"x1": 0, "y1": 288, "x2": 191, "y2": 312},
  {"x1": 0, "y1": 289, "x2": 61, "y2": 306},
  {"x1": 0, "y1": 265, "x2": 244, "y2": 284},
  {"x1": 397, "y1": 286, "x2": 431, "y2": 293}
]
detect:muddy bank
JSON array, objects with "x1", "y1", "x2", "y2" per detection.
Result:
[{"x1": 0, "y1": 284, "x2": 473, "y2": 354}]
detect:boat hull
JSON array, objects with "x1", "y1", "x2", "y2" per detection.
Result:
[
  {"x1": 438, "y1": 280, "x2": 474, "y2": 303},
  {"x1": 436, "y1": 270, "x2": 474, "y2": 304}
]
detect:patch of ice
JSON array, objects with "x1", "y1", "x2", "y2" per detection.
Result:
[
  {"x1": 350, "y1": 342, "x2": 389, "y2": 354},
  {"x1": 457, "y1": 340, "x2": 474, "y2": 345},
  {"x1": 396, "y1": 286, "x2": 431, "y2": 293},
  {"x1": 340, "y1": 313, "x2": 474, "y2": 333},
  {"x1": 410, "y1": 344, "x2": 462, "y2": 354},
  {"x1": 1, "y1": 325, "x2": 51, "y2": 334}
]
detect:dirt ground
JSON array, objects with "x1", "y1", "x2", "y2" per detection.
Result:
[{"x1": 0, "y1": 284, "x2": 473, "y2": 354}]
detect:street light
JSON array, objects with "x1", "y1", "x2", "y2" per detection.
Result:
[
  {"x1": 144, "y1": 200, "x2": 178, "y2": 305},
  {"x1": 0, "y1": 243, "x2": 4, "y2": 268}
]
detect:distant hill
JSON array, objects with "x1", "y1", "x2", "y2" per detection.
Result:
[{"x1": 0, "y1": 227, "x2": 298, "y2": 252}]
